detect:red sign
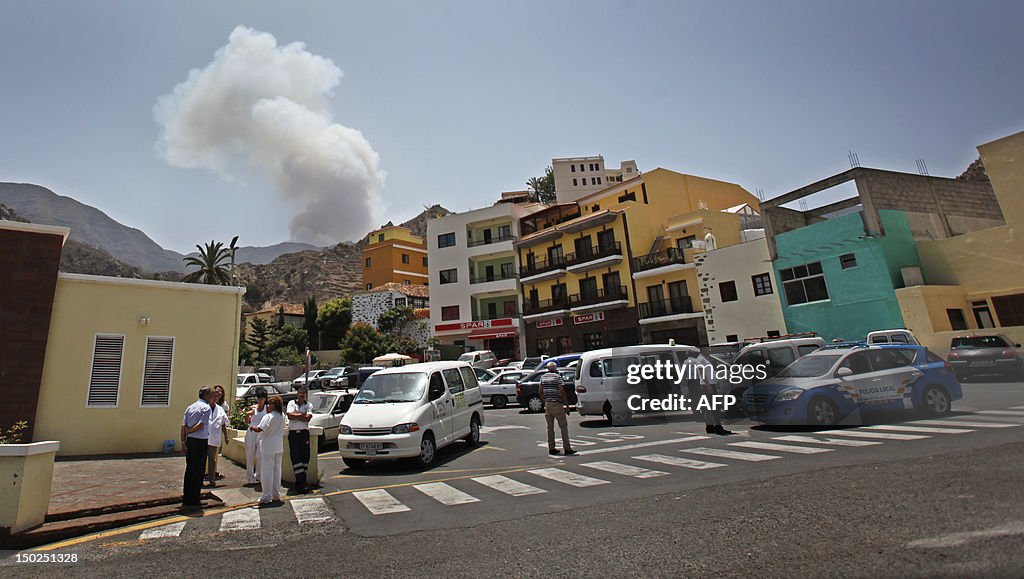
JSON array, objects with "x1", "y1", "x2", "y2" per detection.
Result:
[
  {"x1": 435, "y1": 317, "x2": 514, "y2": 333},
  {"x1": 535, "y1": 318, "x2": 564, "y2": 329},
  {"x1": 573, "y1": 311, "x2": 606, "y2": 325}
]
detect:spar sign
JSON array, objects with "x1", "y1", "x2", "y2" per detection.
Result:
[
  {"x1": 434, "y1": 317, "x2": 514, "y2": 332},
  {"x1": 573, "y1": 312, "x2": 605, "y2": 325}
]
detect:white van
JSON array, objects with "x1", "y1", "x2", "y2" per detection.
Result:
[
  {"x1": 866, "y1": 329, "x2": 919, "y2": 345},
  {"x1": 338, "y1": 361, "x2": 484, "y2": 468},
  {"x1": 732, "y1": 336, "x2": 826, "y2": 381},
  {"x1": 458, "y1": 350, "x2": 497, "y2": 369},
  {"x1": 575, "y1": 344, "x2": 699, "y2": 425}
]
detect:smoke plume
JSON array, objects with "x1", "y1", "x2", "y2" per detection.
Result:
[{"x1": 154, "y1": 26, "x2": 384, "y2": 245}]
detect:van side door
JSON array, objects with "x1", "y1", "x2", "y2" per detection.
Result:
[
  {"x1": 427, "y1": 372, "x2": 450, "y2": 444},
  {"x1": 442, "y1": 368, "x2": 468, "y2": 440}
]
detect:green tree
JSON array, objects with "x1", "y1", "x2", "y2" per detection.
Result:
[
  {"x1": 341, "y1": 322, "x2": 386, "y2": 364},
  {"x1": 383, "y1": 334, "x2": 420, "y2": 356},
  {"x1": 303, "y1": 295, "x2": 320, "y2": 349},
  {"x1": 526, "y1": 165, "x2": 556, "y2": 204},
  {"x1": 266, "y1": 324, "x2": 308, "y2": 365},
  {"x1": 182, "y1": 240, "x2": 232, "y2": 285},
  {"x1": 317, "y1": 297, "x2": 352, "y2": 349},
  {"x1": 377, "y1": 305, "x2": 415, "y2": 335},
  {"x1": 275, "y1": 305, "x2": 286, "y2": 329},
  {"x1": 246, "y1": 317, "x2": 273, "y2": 364}
]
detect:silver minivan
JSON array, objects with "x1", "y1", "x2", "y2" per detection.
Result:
[{"x1": 458, "y1": 350, "x2": 497, "y2": 369}]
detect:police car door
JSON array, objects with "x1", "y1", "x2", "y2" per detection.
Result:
[
  {"x1": 865, "y1": 348, "x2": 923, "y2": 410},
  {"x1": 427, "y1": 372, "x2": 450, "y2": 444},
  {"x1": 834, "y1": 351, "x2": 877, "y2": 408},
  {"x1": 442, "y1": 368, "x2": 468, "y2": 440}
]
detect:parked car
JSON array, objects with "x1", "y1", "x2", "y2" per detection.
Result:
[
  {"x1": 505, "y1": 361, "x2": 525, "y2": 370},
  {"x1": 867, "y1": 329, "x2": 920, "y2": 345},
  {"x1": 474, "y1": 367, "x2": 497, "y2": 383},
  {"x1": 947, "y1": 334, "x2": 1024, "y2": 380},
  {"x1": 308, "y1": 390, "x2": 357, "y2": 447},
  {"x1": 458, "y1": 350, "x2": 497, "y2": 369},
  {"x1": 292, "y1": 370, "x2": 326, "y2": 389},
  {"x1": 515, "y1": 366, "x2": 579, "y2": 413},
  {"x1": 521, "y1": 355, "x2": 549, "y2": 371},
  {"x1": 337, "y1": 361, "x2": 484, "y2": 468},
  {"x1": 237, "y1": 372, "x2": 273, "y2": 386},
  {"x1": 481, "y1": 370, "x2": 530, "y2": 408},
  {"x1": 708, "y1": 341, "x2": 751, "y2": 363},
  {"x1": 311, "y1": 366, "x2": 358, "y2": 390},
  {"x1": 743, "y1": 344, "x2": 962, "y2": 426}
]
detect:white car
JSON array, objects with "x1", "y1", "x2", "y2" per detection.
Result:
[
  {"x1": 481, "y1": 370, "x2": 530, "y2": 408},
  {"x1": 237, "y1": 372, "x2": 273, "y2": 386},
  {"x1": 458, "y1": 350, "x2": 497, "y2": 369},
  {"x1": 292, "y1": 370, "x2": 326, "y2": 388},
  {"x1": 338, "y1": 361, "x2": 484, "y2": 469},
  {"x1": 307, "y1": 390, "x2": 357, "y2": 447}
]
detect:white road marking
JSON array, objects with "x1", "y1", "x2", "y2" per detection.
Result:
[
  {"x1": 353, "y1": 489, "x2": 411, "y2": 515},
  {"x1": 680, "y1": 447, "x2": 782, "y2": 461},
  {"x1": 220, "y1": 508, "x2": 261, "y2": 531},
  {"x1": 414, "y1": 482, "x2": 481, "y2": 505},
  {"x1": 861, "y1": 424, "x2": 974, "y2": 434},
  {"x1": 472, "y1": 475, "x2": 547, "y2": 496},
  {"x1": 817, "y1": 429, "x2": 928, "y2": 440},
  {"x1": 579, "y1": 461, "x2": 668, "y2": 478},
  {"x1": 977, "y1": 410, "x2": 1024, "y2": 417},
  {"x1": 911, "y1": 419, "x2": 1019, "y2": 428},
  {"x1": 907, "y1": 521, "x2": 1024, "y2": 549},
  {"x1": 729, "y1": 441, "x2": 832, "y2": 454},
  {"x1": 528, "y1": 468, "x2": 610, "y2": 487},
  {"x1": 140, "y1": 521, "x2": 186, "y2": 539},
  {"x1": 773, "y1": 435, "x2": 881, "y2": 447},
  {"x1": 480, "y1": 425, "x2": 530, "y2": 433},
  {"x1": 633, "y1": 454, "x2": 726, "y2": 470},
  {"x1": 290, "y1": 497, "x2": 334, "y2": 524},
  {"x1": 1011, "y1": 406, "x2": 1024, "y2": 411},
  {"x1": 572, "y1": 435, "x2": 710, "y2": 456}
]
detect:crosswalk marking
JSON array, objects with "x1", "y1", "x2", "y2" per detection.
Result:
[
  {"x1": 528, "y1": 468, "x2": 610, "y2": 487},
  {"x1": 729, "y1": 440, "x2": 833, "y2": 454},
  {"x1": 573, "y1": 435, "x2": 710, "y2": 456},
  {"x1": 414, "y1": 482, "x2": 481, "y2": 505},
  {"x1": 818, "y1": 429, "x2": 928, "y2": 440},
  {"x1": 472, "y1": 475, "x2": 548, "y2": 496},
  {"x1": 861, "y1": 424, "x2": 974, "y2": 434},
  {"x1": 140, "y1": 521, "x2": 186, "y2": 539},
  {"x1": 680, "y1": 447, "x2": 782, "y2": 461},
  {"x1": 773, "y1": 435, "x2": 880, "y2": 447},
  {"x1": 580, "y1": 461, "x2": 668, "y2": 478},
  {"x1": 220, "y1": 507, "x2": 260, "y2": 531},
  {"x1": 1012, "y1": 406, "x2": 1024, "y2": 411},
  {"x1": 291, "y1": 497, "x2": 334, "y2": 524},
  {"x1": 633, "y1": 454, "x2": 726, "y2": 470},
  {"x1": 911, "y1": 419, "x2": 1019, "y2": 428},
  {"x1": 977, "y1": 410, "x2": 1024, "y2": 417},
  {"x1": 353, "y1": 489, "x2": 411, "y2": 515}
]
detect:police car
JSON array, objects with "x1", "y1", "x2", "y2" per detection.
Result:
[{"x1": 743, "y1": 344, "x2": 962, "y2": 426}]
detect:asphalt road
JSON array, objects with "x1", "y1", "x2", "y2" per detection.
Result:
[{"x1": 7, "y1": 378, "x2": 1024, "y2": 577}]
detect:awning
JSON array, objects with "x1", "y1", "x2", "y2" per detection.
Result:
[{"x1": 468, "y1": 329, "x2": 517, "y2": 340}]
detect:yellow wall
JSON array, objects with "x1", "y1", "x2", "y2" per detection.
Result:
[
  {"x1": 367, "y1": 226, "x2": 424, "y2": 245},
  {"x1": 897, "y1": 285, "x2": 1024, "y2": 357},
  {"x1": 363, "y1": 239, "x2": 429, "y2": 289},
  {"x1": 34, "y1": 275, "x2": 244, "y2": 456}
]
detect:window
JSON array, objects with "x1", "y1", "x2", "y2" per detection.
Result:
[
  {"x1": 403, "y1": 279, "x2": 411, "y2": 285},
  {"x1": 579, "y1": 164, "x2": 584, "y2": 172},
  {"x1": 592, "y1": 204, "x2": 600, "y2": 212},
  {"x1": 579, "y1": 277, "x2": 598, "y2": 299},
  {"x1": 441, "y1": 306, "x2": 459, "y2": 321},
  {"x1": 458, "y1": 366, "x2": 479, "y2": 390},
  {"x1": 677, "y1": 235, "x2": 696, "y2": 249},
  {"x1": 780, "y1": 261, "x2": 829, "y2": 305},
  {"x1": 618, "y1": 191, "x2": 636, "y2": 203},
  {"x1": 766, "y1": 330, "x2": 782, "y2": 338},
  {"x1": 536, "y1": 337, "x2": 554, "y2": 355},
  {"x1": 602, "y1": 271, "x2": 621, "y2": 294},
  {"x1": 365, "y1": 257, "x2": 371, "y2": 268},
  {"x1": 602, "y1": 356, "x2": 639, "y2": 377},
  {"x1": 641, "y1": 182, "x2": 647, "y2": 203},
  {"x1": 736, "y1": 349, "x2": 765, "y2": 366},
  {"x1": 726, "y1": 334, "x2": 739, "y2": 342},
  {"x1": 503, "y1": 300, "x2": 517, "y2": 316},
  {"x1": 597, "y1": 229, "x2": 616, "y2": 251},
  {"x1": 87, "y1": 334, "x2": 124, "y2": 407},
  {"x1": 588, "y1": 361, "x2": 603, "y2": 378},
  {"x1": 597, "y1": 177, "x2": 602, "y2": 185},
  {"x1": 574, "y1": 236, "x2": 593, "y2": 257},
  {"x1": 140, "y1": 337, "x2": 174, "y2": 407},
  {"x1": 366, "y1": 283, "x2": 372, "y2": 290},
  {"x1": 570, "y1": 164, "x2": 576, "y2": 173},
  {"x1": 395, "y1": 297, "x2": 407, "y2": 307},
  {"x1": 752, "y1": 273, "x2": 773, "y2": 296},
  {"x1": 767, "y1": 347, "x2": 796, "y2": 371},
  {"x1": 402, "y1": 253, "x2": 410, "y2": 264},
  {"x1": 442, "y1": 368, "x2": 465, "y2": 394},
  {"x1": 557, "y1": 336, "x2": 572, "y2": 355},
  {"x1": 422, "y1": 257, "x2": 428, "y2": 267},
  {"x1": 500, "y1": 262, "x2": 514, "y2": 278},
  {"x1": 438, "y1": 232, "x2": 456, "y2": 248},
  {"x1": 552, "y1": 283, "x2": 568, "y2": 304},
  {"x1": 439, "y1": 269, "x2": 458, "y2": 284},
  {"x1": 838, "y1": 351, "x2": 872, "y2": 375},
  {"x1": 487, "y1": 302, "x2": 497, "y2": 319},
  {"x1": 591, "y1": 177, "x2": 597, "y2": 185},
  {"x1": 992, "y1": 293, "x2": 1024, "y2": 327},
  {"x1": 719, "y1": 281, "x2": 738, "y2": 303},
  {"x1": 378, "y1": 234, "x2": 385, "y2": 243},
  {"x1": 840, "y1": 253, "x2": 858, "y2": 269},
  {"x1": 867, "y1": 349, "x2": 912, "y2": 371},
  {"x1": 626, "y1": 167, "x2": 633, "y2": 174},
  {"x1": 797, "y1": 344, "x2": 821, "y2": 356},
  {"x1": 573, "y1": 178, "x2": 578, "y2": 186},
  {"x1": 498, "y1": 224, "x2": 511, "y2": 239},
  {"x1": 947, "y1": 308, "x2": 968, "y2": 331}
]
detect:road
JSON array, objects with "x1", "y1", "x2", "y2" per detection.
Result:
[{"x1": 7, "y1": 378, "x2": 1024, "y2": 577}]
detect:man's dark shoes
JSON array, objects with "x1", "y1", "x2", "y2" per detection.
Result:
[
  {"x1": 714, "y1": 426, "x2": 733, "y2": 435},
  {"x1": 706, "y1": 425, "x2": 716, "y2": 434},
  {"x1": 564, "y1": 449, "x2": 578, "y2": 456},
  {"x1": 549, "y1": 449, "x2": 561, "y2": 455}
]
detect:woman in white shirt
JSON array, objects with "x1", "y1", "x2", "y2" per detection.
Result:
[
  {"x1": 206, "y1": 385, "x2": 229, "y2": 487},
  {"x1": 250, "y1": 395, "x2": 286, "y2": 504},
  {"x1": 244, "y1": 387, "x2": 269, "y2": 485}
]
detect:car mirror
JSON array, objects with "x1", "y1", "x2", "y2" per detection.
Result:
[
  {"x1": 836, "y1": 367, "x2": 853, "y2": 378},
  {"x1": 429, "y1": 384, "x2": 445, "y2": 401}
]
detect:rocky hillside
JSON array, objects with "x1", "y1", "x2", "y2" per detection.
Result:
[{"x1": 957, "y1": 157, "x2": 989, "y2": 182}]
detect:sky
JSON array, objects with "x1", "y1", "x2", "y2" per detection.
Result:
[{"x1": 1, "y1": 0, "x2": 1022, "y2": 252}]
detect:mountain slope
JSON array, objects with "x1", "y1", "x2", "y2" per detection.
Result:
[{"x1": 232, "y1": 242, "x2": 323, "y2": 265}]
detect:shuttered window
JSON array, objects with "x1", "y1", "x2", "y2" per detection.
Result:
[
  {"x1": 87, "y1": 335, "x2": 124, "y2": 407},
  {"x1": 141, "y1": 337, "x2": 175, "y2": 407}
]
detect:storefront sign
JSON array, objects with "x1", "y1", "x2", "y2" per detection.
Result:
[
  {"x1": 435, "y1": 317, "x2": 514, "y2": 333},
  {"x1": 535, "y1": 318, "x2": 564, "y2": 329},
  {"x1": 573, "y1": 312, "x2": 606, "y2": 325}
]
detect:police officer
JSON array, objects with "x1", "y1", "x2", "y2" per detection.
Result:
[
  {"x1": 540, "y1": 362, "x2": 576, "y2": 456},
  {"x1": 286, "y1": 387, "x2": 314, "y2": 493}
]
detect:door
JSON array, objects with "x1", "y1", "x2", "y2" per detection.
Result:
[
  {"x1": 485, "y1": 265, "x2": 495, "y2": 282},
  {"x1": 427, "y1": 372, "x2": 450, "y2": 444},
  {"x1": 835, "y1": 351, "x2": 879, "y2": 409},
  {"x1": 487, "y1": 302, "x2": 497, "y2": 319},
  {"x1": 602, "y1": 271, "x2": 621, "y2": 297},
  {"x1": 548, "y1": 245, "x2": 564, "y2": 265},
  {"x1": 597, "y1": 229, "x2": 616, "y2": 252},
  {"x1": 647, "y1": 285, "x2": 666, "y2": 316},
  {"x1": 668, "y1": 281, "x2": 689, "y2": 313},
  {"x1": 500, "y1": 262, "x2": 514, "y2": 279},
  {"x1": 860, "y1": 349, "x2": 922, "y2": 410},
  {"x1": 575, "y1": 236, "x2": 593, "y2": 259},
  {"x1": 483, "y1": 229, "x2": 493, "y2": 244},
  {"x1": 579, "y1": 277, "x2": 598, "y2": 300},
  {"x1": 973, "y1": 301, "x2": 995, "y2": 328},
  {"x1": 442, "y1": 368, "x2": 469, "y2": 441}
]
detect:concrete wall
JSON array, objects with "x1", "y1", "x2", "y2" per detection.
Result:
[{"x1": 696, "y1": 237, "x2": 787, "y2": 343}]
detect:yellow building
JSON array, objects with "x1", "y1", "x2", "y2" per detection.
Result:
[
  {"x1": 362, "y1": 225, "x2": 429, "y2": 290},
  {"x1": 517, "y1": 168, "x2": 759, "y2": 354},
  {"x1": 241, "y1": 302, "x2": 304, "y2": 338},
  {"x1": 896, "y1": 130, "x2": 1024, "y2": 355}
]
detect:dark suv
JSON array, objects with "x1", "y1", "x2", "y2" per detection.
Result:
[
  {"x1": 948, "y1": 335, "x2": 1024, "y2": 380},
  {"x1": 515, "y1": 367, "x2": 578, "y2": 413},
  {"x1": 310, "y1": 366, "x2": 358, "y2": 390}
]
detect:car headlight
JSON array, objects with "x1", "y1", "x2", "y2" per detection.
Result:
[
  {"x1": 775, "y1": 388, "x2": 804, "y2": 401},
  {"x1": 391, "y1": 423, "x2": 420, "y2": 434},
  {"x1": 339, "y1": 425, "x2": 352, "y2": 435}
]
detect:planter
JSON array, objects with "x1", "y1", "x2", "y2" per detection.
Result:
[
  {"x1": 0, "y1": 441, "x2": 60, "y2": 535},
  {"x1": 221, "y1": 427, "x2": 323, "y2": 484}
]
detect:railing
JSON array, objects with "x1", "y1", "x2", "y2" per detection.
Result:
[
  {"x1": 566, "y1": 241, "x2": 622, "y2": 267},
  {"x1": 632, "y1": 247, "x2": 687, "y2": 272},
  {"x1": 469, "y1": 269, "x2": 518, "y2": 284},
  {"x1": 569, "y1": 285, "x2": 629, "y2": 308},
  {"x1": 474, "y1": 308, "x2": 519, "y2": 321},
  {"x1": 523, "y1": 297, "x2": 571, "y2": 316},
  {"x1": 519, "y1": 255, "x2": 567, "y2": 277},
  {"x1": 467, "y1": 234, "x2": 516, "y2": 248},
  {"x1": 638, "y1": 296, "x2": 694, "y2": 320}
]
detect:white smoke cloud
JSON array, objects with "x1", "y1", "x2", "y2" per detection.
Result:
[{"x1": 154, "y1": 26, "x2": 384, "y2": 245}]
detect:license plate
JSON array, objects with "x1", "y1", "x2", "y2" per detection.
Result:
[
  {"x1": 971, "y1": 360, "x2": 995, "y2": 366},
  {"x1": 358, "y1": 442, "x2": 383, "y2": 450}
]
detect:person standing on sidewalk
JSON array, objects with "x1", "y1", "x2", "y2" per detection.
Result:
[
  {"x1": 251, "y1": 395, "x2": 286, "y2": 504},
  {"x1": 244, "y1": 387, "x2": 268, "y2": 485},
  {"x1": 180, "y1": 386, "x2": 213, "y2": 508},
  {"x1": 205, "y1": 384, "x2": 229, "y2": 487},
  {"x1": 286, "y1": 387, "x2": 314, "y2": 493},
  {"x1": 540, "y1": 362, "x2": 576, "y2": 456}
]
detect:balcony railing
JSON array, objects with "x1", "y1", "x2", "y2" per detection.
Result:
[
  {"x1": 523, "y1": 297, "x2": 571, "y2": 316},
  {"x1": 467, "y1": 234, "x2": 516, "y2": 248},
  {"x1": 632, "y1": 247, "x2": 687, "y2": 272},
  {"x1": 569, "y1": 285, "x2": 629, "y2": 308},
  {"x1": 566, "y1": 241, "x2": 622, "y2": 268},
  {"x1": 469, "y1": 270, "x2": 518, "y2": 284},
  {"x1": 638, "y1": 296, "x2": 694, "y2": 320},
  {"x1": 474, "y1": 308, "x2": 519, "y2": 321},
  {"x1": 520, "y1": 255, "x2": 567, "y2": 278}
]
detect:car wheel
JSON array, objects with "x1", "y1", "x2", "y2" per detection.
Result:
[
  {"x1": 415, "y1": 433, "x2": 437, "y2": 468},
  {"x1": 605, "y1": 404, "x2": 632, "y2": 426},
  {"x1": 491, "y1": 395, "x2": 508, "y2": 409},
  {"x1": 464, "y1": 415, "x2": 481, "y2": 446},
  {"x1": 807, "y1": 396, "x2": 840, "y2": 427},
  {"x1": 527, "y1": 396, "x2": 545, "y2": 413},
  {"x1": 342, "y1": 457, "x2": 367, "y2": 469},
  {"x1": 920, "y1": 385, "x2": 951, "y2": 416}
]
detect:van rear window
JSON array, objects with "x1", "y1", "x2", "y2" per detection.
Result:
[{"x1": 602, "y1": 357, "x2": 639, "y2": 377}]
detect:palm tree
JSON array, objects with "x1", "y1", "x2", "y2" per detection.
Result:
[{"x1": 182, "y1": 240, "x2": 232, "y2": 285}]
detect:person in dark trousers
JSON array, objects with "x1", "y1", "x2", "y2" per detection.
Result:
[
  {"x1": 692, "y1": 346, "x2": 732, "y2": 436},
  {"x1": 286, "y1": 386, "x2": 313, "y2": 492},
  {"x1": 540, "y1": 362, "x2": 576, "y2": 456},
  {"x1": 181, "y1": 386, "x2": 213, "y2": 508}
]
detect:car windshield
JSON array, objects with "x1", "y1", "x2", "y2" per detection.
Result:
[
  {"x1": 952, "y1": 336, "x2": 1008, "y2": 349},
  {"x1": 778, "y1": 354, "x2": 843, "y2": 378},
  {"x1": 354, "y1": 372, "x2": 427, "y2": 403},
  {"x1": 308, "y1": 393, "x2": 339, "y2": 413},
  {"x1": 236, "y1": 375, "x2": 245, "y2": 385},
  {"x1": 458, "y1": 353, "x2": 476, "y2": 361},
  {"x1": 324, "y1": 367, "x2": 345, "y2": 376}
]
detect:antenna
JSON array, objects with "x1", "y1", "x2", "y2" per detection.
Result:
[
  {"x1": 798, "y1": 199, "x2": 809, "y2": 212},
  {"x1": 848, "y1": 150, "x2": 861, "y2": 168},
  {"x1": 755, "y1": 188, "x2": 765, "y2": 202},
  {"x1": 915, "y1": 158, "x2": 929, "y2": 176}
]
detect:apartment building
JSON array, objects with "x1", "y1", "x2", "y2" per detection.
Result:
[
  {"x1": 427, "y1": 201, "x2": 544, "y2": 360},
  {"x1": 362, "y1": 225, "x2": 429, "y2": 290},
  {"x1": 517, "y1": 168, "x2": 760, "y2": 355},
  {"x1": 552, "y1": 156, "x2": 640, "y2": 203}
]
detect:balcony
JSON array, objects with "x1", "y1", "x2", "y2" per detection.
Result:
[
  {"x1": 522, "y1": 297, "x2": 571, "y2": 321},
  {"x1": 468, "y1": 269, "x2": 518, "y2": 297},
  {"x1": 637, "y1": 296, "x2": 703, "y2": 324},
  {"x1": 467, "y1": 233, "x2": 516, "y2": 248},
  {"x1": 473, "y1": 307, "x2": 519, "y2": 321},
  {"x1": 469, "y1": 270, "x2": 517, "y2": 284},
  {"x1": 569, "y1": 285, "x2": 629, "y2": 313},
  {"x1": 466, "y1": 233, "x2": 516, "y2": 258},
  {"x1": 631, "y1": 247, "x2": 693, "y2": 279},
  {"x1": 566, "y1": 242, "x2": 623, "y2": 273},
  {"x1": 519, "y1": 256, "x2": 567, "y2": 284}
]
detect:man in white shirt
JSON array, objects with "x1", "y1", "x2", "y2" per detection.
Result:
[
  {"x1": 286, "y1": 387, "x2": 314, "y2": 492},
  {"x1": 181, "y1": 386, "x2": 213, "y2": 508},
  {"x1": 686, "y1": 347, "x2": 732, "y2": 436}
]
